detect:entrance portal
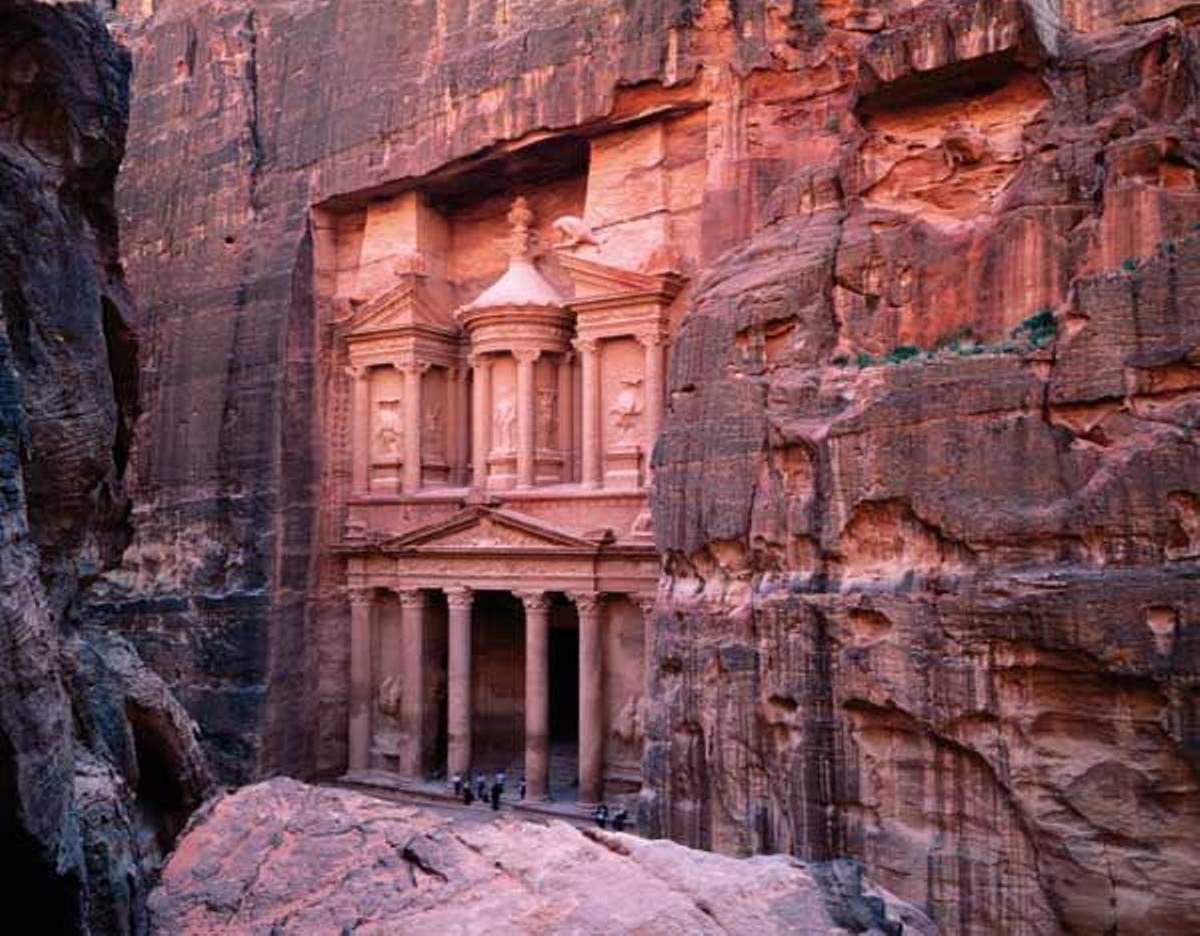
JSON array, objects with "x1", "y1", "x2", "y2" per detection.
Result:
[
  {"x1": 547, "y1": 596, "x2": 579, "y2": 799},
  {"x1": 470, "y1": 591, "x2": 524, "y2": 773}
]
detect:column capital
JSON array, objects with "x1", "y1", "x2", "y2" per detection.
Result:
[
  {"x1": 345, "y1": 363, "x2": 369, "y2": 381},
  {"x1": 635, "y1": 593, "x2": 657, "y2": 617},
  {"x1": 444, "y1": 586, "x2": 474, "y2": 611},
  {"x1": 516, "y1": 590, "x2": 550, "y2": 613},
  {"x1": 571, "y1": 591, "x2": 602, "y2": 615},
  {"x1": 469, "y1": 352, "x2": 493, "y2": 369},
  {"x1": 393, "y1": 359, "x2": 432, "y2": 376},
  {"x1": 512, "y1": 347, "x2": 542, "y2": 365},
  {"x1": 571, "y1": 337, "x2": 598, "y2": 356},
  {"x1": 397, "y1": 590, "x2": 426, "y2": 611},
  {"x1": 348, "y1": 587, "x2": 374, "y2": 609},
  {"x1": 635, "y1": 329, "x2": 666, "y2": 349}
]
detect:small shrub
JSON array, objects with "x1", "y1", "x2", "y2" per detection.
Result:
[
  {"x1": 855, "y1": 352, "x2": 875, "y2": 368},
  {"x1": 1011, "y1": 308, "x2": 1058, "y2": 349},
  {"x1": 885, "y1": 345, "x2": 921, "y2": 365},
  {"x1": 1122, "y1": 258, "x2": 1139, "y2": 273}
]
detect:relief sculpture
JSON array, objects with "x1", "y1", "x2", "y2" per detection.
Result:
[
  {"x1": 375, "y1": 398, "x2": 403, "y2": 459},
  {"x1": 494, "y1": 397, "x2": 516, "y2": 453},
  {"x1": 609, "y1": 378, "x2": 643, "y2": 445},
  {"x1": 422, "y1": 402, "x2": 443, "y2": 458},
  {"x1": 537, "y1": 388, "x2": 557, "y2": 448}
]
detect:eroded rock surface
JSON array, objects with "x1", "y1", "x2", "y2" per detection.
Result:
[
  {"x1": 96, "y1": 0, "x2": 1200, "y2": 932},
  {"x1": 0, "y1": 3, "x2": 212, "y2": 932},
  {"x1": 150, "y1": 778, "x2": 932, "y2": 935}
]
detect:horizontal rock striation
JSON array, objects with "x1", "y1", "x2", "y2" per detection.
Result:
[
  {"x1": 647, "y1": 5, "x2": 1200, "y2": 935},
  {"x1": 102, "y1": 0, "x2": 1200, "y2": 931}
]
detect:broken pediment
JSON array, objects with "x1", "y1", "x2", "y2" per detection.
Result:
[
  {"x1": 348, "y1": 272, "x2": 456, "y2": 339},
  {"x1": 381, "y1": 506, "x2": 599, "y2": 551},
  {"x1": 557, "y1": 253, "x2": 684, "y2": 303}
]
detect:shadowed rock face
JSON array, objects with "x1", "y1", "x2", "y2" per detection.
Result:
[
  {"x1": 0, "y1": 3, "x2": 212, "y2": 933},
  {"x1": 148, "y1": 777, "x2": 934, "y2": 935},
  {"x1": 98, "y1": 0, "x2": 1199, "y2": 932}
]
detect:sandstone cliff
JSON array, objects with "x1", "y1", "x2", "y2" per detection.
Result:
[
  {"x1": 0, "y1": 3, "x2": 212, "y2": 932},
  {"x1": 97, "y1": 0, "x2": 1200, "y2": 932},
  {"x1": 148, "y1": 777, "x2": 934, "y2": 935}
]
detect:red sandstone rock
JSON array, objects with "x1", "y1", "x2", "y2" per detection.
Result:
[
  {"x1": 95, "y1": 0, "x2": 1200, "y2": 932},
  {"x1": 150, "y1": 778, "x2": 933, "y2": 935}
]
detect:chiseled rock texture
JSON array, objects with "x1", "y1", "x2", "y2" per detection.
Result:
[
  {"x1": 0, "y1": 3, "x2": 212, "y2": 933},
  {"x1": 98, "y1": 0, "x2": 1200, "y2": 932},
  {"x1": 645, "y1": 7, "x2": 1200, "y2": 936},
  {"x1": 149, "y1": 777, "x2": 933, "y2": 935}
]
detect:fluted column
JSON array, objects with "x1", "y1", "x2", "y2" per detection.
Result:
[
  {"x1": 574, "y1": 338, "x2": 601, "y2": 488},
  {"x1": 515, "y1": 349, "x2": 538, "y2": 489},
  {"x1": 446, "y1": 586, "x2": 474, "y2": 779},
  {"x1": 350, "y1": 366, "x2": 370, "y2": 495},
  {"x1": 519, "y1": 591, "x2": 551, "y2": 800},
  {"x1": 401, "y1": 362, "x2": 423, "y2": 493},
  {"x1": 471, "y1": 356, "x2": 492, "y2": 490},
  {"x1": 399, "y1": 590, "x2": 427, "y2": 778},
  {"x1": 639, "y1": 332, "x2": 665, "y2": 464},
  {"x1": 557, "y1": 352, "x2": 574, "y2": 482},
  {"x1": 348, "y1": 588, "x2": 374, "y2": 772},
  {"x1": 454, "y1": 365, "x2": 471, "y2": 486},
  {"x1": 574, "y1": 592, "x2": 604, "y2": 806}
]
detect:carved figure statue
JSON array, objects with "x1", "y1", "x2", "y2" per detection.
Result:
[
  {"x1": 494, "y1": 397, "x2": 516, "y2": 453},
  {"x1": 375, "y1": 398, "x2": 403, "y2": 458},
  {"x1": 377, "y1": 674, "x2": 402, "y2": 718},
  {"x1": 423, "y1": 402, "x2": 443, "y2": 457},
  {"x1": 609, "y1": 377, "x2": 643, "y2": 444},
  {"x1": 552, "y1": 215, "x2": 599, "y2": 248},
  {"x1": 537, "y1": 388, "x2": 557, "y2": 448}
]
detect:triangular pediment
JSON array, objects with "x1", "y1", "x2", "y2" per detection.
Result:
[
  {"x1": 349, "y1": 274, "x2": 456, "y2": 337},
  {"x1": 557, "y1": 253, "x2": 685, "y2": 301},
  {"x1": 382, "y1": 506, "x2": 598, "y2": 551}
]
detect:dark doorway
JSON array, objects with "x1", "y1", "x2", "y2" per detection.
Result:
[
  {"x1": 549, "y1": 623, "x2": 579, "y2": 743},
  {"x1": 471, "y1": 591, "x2": 525, "y2": 772}
]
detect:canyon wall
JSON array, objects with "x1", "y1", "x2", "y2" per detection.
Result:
[
  {"x1": 0, "y1": 3, "x2": 211, "y2": 933},
  {"x1": 99, "y1": 0, "x2": 1200, "y2": 931}
]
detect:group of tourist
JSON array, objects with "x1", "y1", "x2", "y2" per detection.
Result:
[
  {"x1": 451, "y1": 770, "x2": 525, "y2": 810},
  {"x1": 592, "y1": 802, "x2": 629, "y2": 832}
]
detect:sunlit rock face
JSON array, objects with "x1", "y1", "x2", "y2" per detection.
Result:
[{"x1": 101, "y1": 0, "x2": 1199, "y2": 931}]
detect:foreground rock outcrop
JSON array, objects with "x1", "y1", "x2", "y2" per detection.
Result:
[
  {"x1": 150, "y1": 778, "x2": 933, "y2": 935},
  {"x1": 0, "y1": 3, "x2": 212, "y2": 932}
]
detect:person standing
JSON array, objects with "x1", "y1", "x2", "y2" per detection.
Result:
[
  {"x1": 452, "y1": 772, "x2": 463, "y2": 797},
  {"x1": 593, "y1": 803, "x2": 609, "y2": 829},
  {"x1": 519, "y1": 776, "x2": 527, "y2": 800},
  {"x1": 490, "y1": 775, "x2": 502, "y2": 811},
  {"x1": 475, "y1": 771, "x2": 486, "y2": 803},
  {"x1": 612, "y1": 806, "x2": 628, "y2": 832}
]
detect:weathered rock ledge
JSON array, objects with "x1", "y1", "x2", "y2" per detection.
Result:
[{"x1": 150, "y1": 778, "x2": 933, "y2": 935}]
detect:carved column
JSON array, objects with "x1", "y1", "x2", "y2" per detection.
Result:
[
  {"x1": 557, "y1": 352, "x2": 574, "y2": 482},
  {"x1": 574, "y1": 592, "x2": 604, "y2": 806},
  {"x1": 445, "y1": 586, "x2": 474, "y2": 779},
  {"x1": 399, "y1": 590, "x2": 427, "y2": 778},
  {"x1": 471, "y1": 356, "x2": 492, "y2": 490},
  {"x1": 639, "y1": 332, "x2": 665, "y2": 462},
  {"x1": 400, "y1": 362, "x2": 423, "y2": 493},
  {"x1": 350, "y1": 365, "x2": 370, "y2": 495},
  {"x1": 518, "y1": 591, "x2": 551, "y2": 800},
  {"x1": 454, "y1": 365, "x2": 471, "y2": 486},
  {"x1": 637, "y1": 594, "x2": 657, "y2": 701},
  {"x1": 574, "y1": 338, "x2": 601, "y2": 488},
  {"x1": 515, "y1": 349, "x2": 539, "y2": 488},
  {"x1": 348, "y1": 588, "x2": 374, "y2": 772}
]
